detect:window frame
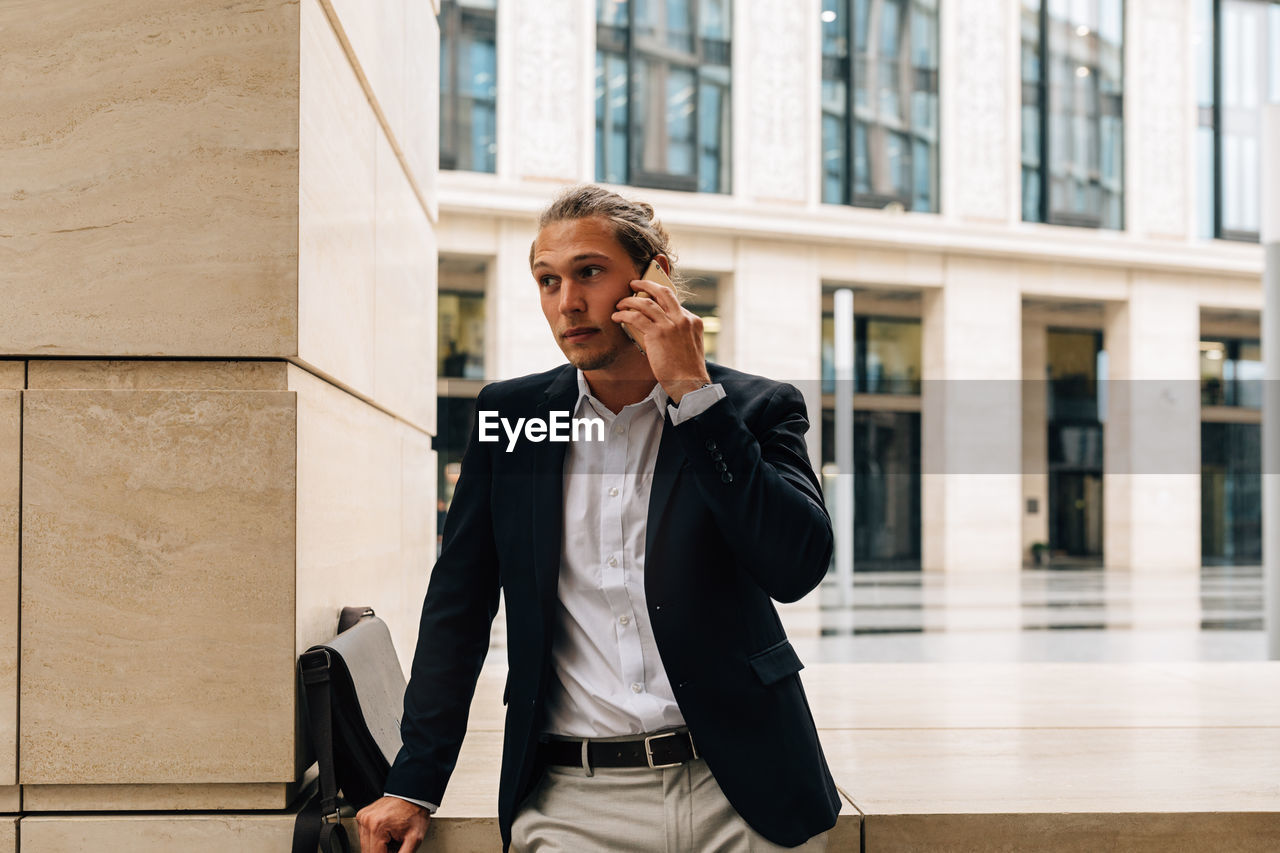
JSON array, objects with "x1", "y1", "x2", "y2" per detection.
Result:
[
  {"x1": 439, "y1": 0, "x2": 498, "y2": 173},
  {"x1": 1023, "y1": 0, "x2": 1126, "y2": 230},
  {"x1": 821, "y1": 0, "x2": 941, "y2": 212},
  {"x1": 1207, "y1": 0, "x2": 1280, "y2": 243},
  {"x1": 594, "y1": 0, "x2": 732, "y2": 193}
]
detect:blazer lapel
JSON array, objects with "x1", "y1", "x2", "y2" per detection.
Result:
[
  {"x1": 533, "y1": 366, "x2": 578, "y2": 617},
  {"x1": 645, "y1": 413, "x2": 684, "y2": 566}
]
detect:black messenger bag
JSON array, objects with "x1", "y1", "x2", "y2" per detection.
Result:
[{"x1": 293, "y1": 607, "x2": 407, "y2": 853}]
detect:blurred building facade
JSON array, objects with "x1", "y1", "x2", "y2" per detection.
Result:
[{"x1": 436, "y1": 0, "x2": 1277, "y2": 575}]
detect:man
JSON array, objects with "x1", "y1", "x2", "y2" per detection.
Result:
[{"x1": 357, "y1": 185, "x2": 840, "y2": 851}]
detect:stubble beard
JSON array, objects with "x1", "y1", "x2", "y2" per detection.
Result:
[{"x1": 565, "y1": 341, "x2": 623, "y2": 372}]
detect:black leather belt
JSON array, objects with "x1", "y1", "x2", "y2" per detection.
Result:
[{"x1": 538, "y1": 730, "x2": 699, "y2": 770}]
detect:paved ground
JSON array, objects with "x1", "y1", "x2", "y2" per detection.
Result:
[{"x1": 804, "y1": 564, "x2": 1267, "y2": 663}]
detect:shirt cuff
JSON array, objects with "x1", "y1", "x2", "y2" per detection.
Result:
[
  {"x1": 668, "y1": 382, "x2": 726, "y2": 425},
  {"x1": 385, "y1": 793, "x2": 439, "y2": 814}
]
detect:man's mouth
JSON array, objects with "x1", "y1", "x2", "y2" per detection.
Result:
[{"x1": 563, "y1": 327, "x2": 598, "y2": 343}]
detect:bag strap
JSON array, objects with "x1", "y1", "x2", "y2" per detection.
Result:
[
  {"x1": 298, "y1": 649, "x2": 352, "y2": 853},
  {"x1": 292, "y1": 793, "x2": 352, "y2": 853}
]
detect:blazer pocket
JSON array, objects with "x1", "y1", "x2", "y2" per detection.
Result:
[{"x1": 747, "y1": 639, "x2": 804, "y2": 686}]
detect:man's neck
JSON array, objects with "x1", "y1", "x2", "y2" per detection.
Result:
[{"x1": 582, "y1": 359, "x2": 659, "y2": 415}]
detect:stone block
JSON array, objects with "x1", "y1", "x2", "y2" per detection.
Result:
[
  {"x1": 375, "y1": 128, "x2": 437, "y2": 433},
  {"x1": 403, "y1": 0, "x2": 439, "y2": 220},
  {"x1": 0, "y1": 364, "x2": 21, "y2": 390},
  {"x1": 20, "y1": 389, "x2": 298, "y2": 789},
  {"x1": 298, "y1": 0, "x2": 377, "y2": 396},
  {"x1": 22, "y1": 782, "x2": 297, "y2": 812},
  {"x1": 862, "y1": 813, "x2": 1280, "y2": 853},
  {"x1": 27, "y1": 360, "x2": 288, "y2": 391},
  {"x1": 0, "y1": 817, "x2": 12, "y2": 852},
  {"x1": 829, "y1": 727, "x2": 1280, "y2": 824},
  {"x1": 289, "y1": 365, "x2": 434, "y2": 680},
  {"x1": 20, "y1": 814, "x2": 297, "y2": 852},
  {"x1": 0, "y1": 393, "x2": 17, "y2": 788},
  {"x1": 0, "y1": 0, "x2": 299, "y2": 357},
  {"x1": 0, "y1": 788, "x2": 14, "y2": 812},
  {"x1": 327, "y1": 0, "x2": 405, "y2": 149}
]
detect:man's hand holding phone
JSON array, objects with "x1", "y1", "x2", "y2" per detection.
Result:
[{"x1": 612, "y1": 258, "x2": 712, "y2": 404}]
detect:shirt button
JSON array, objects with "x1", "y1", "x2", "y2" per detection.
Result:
[
  {"x1": 608, "y1": 487, "x2": 619, "y2": 497},
  {"x1": 631, "y1": 683, "x2": 643, "y2": 693},
  {"x1": 619, "y1": 615, "x2": 630, "y2": 626},
  {"x1": 608, "y1": 556, "x2": 618, "y2": 567},
  {"x1": 615, "y1": 424, "x2": 626, "y2": 435}
]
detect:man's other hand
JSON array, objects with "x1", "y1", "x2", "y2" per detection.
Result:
[{"x1": 356, "y1": 796, "x2": 430, "y2": 853}]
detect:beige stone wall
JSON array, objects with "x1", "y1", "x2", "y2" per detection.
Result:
[
  {"x1": 2, "y1": 0, "x2": 439, "y2": 844},
  {"x1": 0, "y1": 366, "x2": 19, "y2": 803},
  {"x1": 0, "y1": 0, "x2": 301, "y2": 359}
]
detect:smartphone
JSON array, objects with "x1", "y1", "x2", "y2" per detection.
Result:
[{"x1": 621, "y1": 259, "x2": 675, "y2": 346}]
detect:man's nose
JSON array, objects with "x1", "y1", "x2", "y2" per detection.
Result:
[{"x1": 558, "y1": 280, "x2": 588, "y2": 314}]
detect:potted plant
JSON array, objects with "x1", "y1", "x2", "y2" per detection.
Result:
[{"x1": 1030, "y1": 542, "x2": 1050, "y2": 567}]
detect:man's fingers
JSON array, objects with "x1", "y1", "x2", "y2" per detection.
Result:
[
  {"x1": 631, "y1": 276, "x2": 681, "y2": 313},
  {"x1": 401, "y1": 828, "x2": 428, "y2": 852},
  {"x1": 617, "y1": 293, "x2": 666, "y2": 323},
  {"x1": 612, "y1": 309, "x2": 652, "y2": 332}
]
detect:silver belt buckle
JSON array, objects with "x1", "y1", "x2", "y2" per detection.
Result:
[{"x1": 644, "y1": 731, "x2": 683, "y2": 769}]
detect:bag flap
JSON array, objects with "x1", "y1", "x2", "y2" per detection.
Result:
[
  {"x1": 747, "y1": 639, "x2": 804, "y2": 686},
  {"x1": 315, "y1": 616, "x2": 406, "y2": 767}
]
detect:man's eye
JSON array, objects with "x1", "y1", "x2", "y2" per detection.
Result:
[
  {"x1": 581, "y1": 266, "x2": 602, "y2": 278},
  {"x1": 539, "y1": 276, "x2": 558, "y2": 288}
]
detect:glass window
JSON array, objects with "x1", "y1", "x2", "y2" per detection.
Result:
[
  {"x1": 438, "y1": 292, "x2": 486, "y2": 379},
  {"x1": 1199, "y1": 0, "x2": 1280, "y2": 241},
  {"x1": 440, "y1": 0, "x2": 497, "y2": 173},
  {"x1": 1202, "y1": 421, "x2": 1262, "y2": 563},
  {"x1": 820, "y1": 409, "x2": 922, "y2": 570},
  {"x1": 594, "y1": 0, "x2": 731, "y2": 193},
  {"x1": 1202, "y1": 338, "x2": 1264, "y2": 408},
  {"x1": 683, "y1": 275, "x2": 722, "y2": 363},
  {"x1": 821, "y1": 314, "x2": 922, "y2": 395},
  {"x1": 822, "y1": 0, "x2": 939, "y2": 210},
  {"x1": 437, "y1": 258, "x2": 490, "y2": 538},
  {"x1": 1022, "y1": 0, "x2": 1124, "y2": 229}
]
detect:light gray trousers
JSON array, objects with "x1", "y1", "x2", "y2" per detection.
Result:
[{"x1": 510, "y1": 756, "x2": 830, "y2": 853}]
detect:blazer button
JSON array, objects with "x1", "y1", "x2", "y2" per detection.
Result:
[
  {"x1": 721, "y1": 472, "x2": 733, "y2": 484},
  {"x1": 712, "y1": 451, "x2": 723, "y2": 461},
  {"x1": 705, "y1": 439, "x2": 717, "y2": 451},
  {"x1": 714, "y1": 461, "x2": 727, "y2": 473}
]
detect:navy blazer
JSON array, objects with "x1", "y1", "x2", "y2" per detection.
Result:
[{"x1": 385, "y1": 362, "x2": 841, "y2": 849}]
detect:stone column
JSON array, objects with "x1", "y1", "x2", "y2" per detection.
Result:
[
  {"x1": 492, "y1": 219, "x2": 566, "y2": 380},
  {"x1": 1, "y1": 0, "x2": 439, "y2": 845},
  {"x1": 506, "y1": 0, "x2": 592, "y2": 182},
  {"x1": 1021, "y1": 320, "x2": 1050, "y2": 563},
  {"x1": 1262, "y1": 104, "x2": 1280, "y2": 659},
  {"x1": 921, "y1": 259, "x2": 1022, "y2": 572},
  {"x1": 1102, "y1": 281, "x2": 1201, "y2": 571},
  {"x1": 940, "y1": 0, "x2": 1016, "y2": 224},
  {"x1": 729, "y1": 239, "x2": 824, "y2": 634}
]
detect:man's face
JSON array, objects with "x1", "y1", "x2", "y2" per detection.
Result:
[{"x1": 531, "y1": 217, "x2": 642, "y2": 372}]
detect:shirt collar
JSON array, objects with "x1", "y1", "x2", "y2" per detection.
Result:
[{"x1": 574, "y1": 369, "x2": 669, "y2": 418}]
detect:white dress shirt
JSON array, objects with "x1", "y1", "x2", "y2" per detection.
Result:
[
  {"x1": 544, "y1": 371, "x2": 724, "y2": 737},
  {"x1": 390, "y1": 371, "x2": 725, "y2": 812}
]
